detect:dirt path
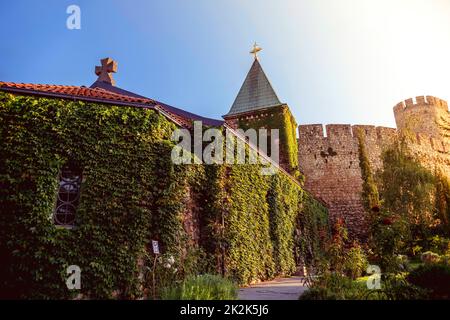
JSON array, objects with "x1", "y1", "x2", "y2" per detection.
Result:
[{"x1": 238, "y1": 276, "x2": 307, "y2": 300}]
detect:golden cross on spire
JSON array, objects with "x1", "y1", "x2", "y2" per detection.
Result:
[{"x1": 250, "y1": 42, "x2": 262, "y2": 60}]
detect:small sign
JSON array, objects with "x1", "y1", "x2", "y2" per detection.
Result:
[{"x1": 152, "y1": 240, "x2": 160, "y2": 255}]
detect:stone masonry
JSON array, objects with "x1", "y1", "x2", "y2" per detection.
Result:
[{"x1": 298, "y1": 96, "x2": 450, "y2": 239}]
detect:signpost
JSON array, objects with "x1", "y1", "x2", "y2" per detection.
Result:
[
  {"x1": 151, "y1": 240, "x2": 160, "y2": 299},
  {"x1": 152, "y1": 240, "x2": 160, "y2": 255}
]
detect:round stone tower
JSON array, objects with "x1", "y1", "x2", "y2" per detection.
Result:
[{"x1": 393, "y1": 95, "x2": 449, "y2": 140}]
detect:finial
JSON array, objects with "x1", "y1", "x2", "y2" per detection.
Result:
[
  {"x1": 250, "y1": 42, "x2": 262, "y2": 60},
  {"x1": 95, "y1": 58, "x2": 118, "y2": 86}
]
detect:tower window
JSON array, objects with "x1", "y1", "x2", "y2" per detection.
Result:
[{"x1": 53, "y1": 163, "x2": 82, "y2": 227}]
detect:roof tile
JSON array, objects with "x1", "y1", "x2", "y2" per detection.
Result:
[
  {"x1": 0, "y1": 81, "x2": 224, "y2": 129},
  {"x1": 225, "y1": 59, "x2": 281, "y2": 117},
  {"x1": 0, "y1": 81, "x2": 157, "y2": 105}
]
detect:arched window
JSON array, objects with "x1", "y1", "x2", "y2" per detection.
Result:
[{"x1": 53, "y1": 163, "x2": 82, "y2": 227}]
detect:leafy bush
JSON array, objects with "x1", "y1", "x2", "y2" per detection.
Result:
[
  {"x1": 369, "y1": 211, "x2": 409, "y2": 273},
  {"x1": 427, "y1": 236, "x2": 450, "y2": 255},
  {"x1": 344, "y1": 243, "x2": 368, "y2": 280},
  {"x1": 407, "y1": 263, "x2": 450, "y2": 299},
  {"x1": 325, "y1": 219, "x2": 348, "y2": 274},
  {"x1": 300, "y1": 272, "x2": 426, "y2": 300},
  {"x1": 396, "y1": 254, "x2": 409, "y2": 271},
  {"x1": 420, "y1": 251, "x2": 441, "y2": 265},
  {"x1": 440, "y1": 255, "x2": 450, "y2": 266},
  {"x1": 435, "y1": 173, "x2": 450, "y2": 234},
  {"x1": 377, "y1": 141, "x2": 450, "y2": 261},
  {"x1": 160, "y1": 274, "x2": 237, "y2": 300},
  {"x1": 299, "y1": 273, "x2": 367, "y2": 300},
  {"x1": 377, "y1": 274, "x2": 428, "y2": 300},
  {"x1": 318, "y1": 220, "x2": 367, "y2": 280}
]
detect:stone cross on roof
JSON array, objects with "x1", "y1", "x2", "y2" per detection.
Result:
[{"x1": 95, "y1": 58, "x2": 118, "y2": 86}]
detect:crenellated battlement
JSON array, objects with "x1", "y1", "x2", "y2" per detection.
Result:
[
  {"x1": 393, "y1": 95, "x2": 449, "y2": 115},
  {"x1": 326, "y1": 124, "x2": 352, "y2": 140},
  {"x1": 298, "y1": 124, "x2": 324, "y2": 139},
  {"x1": 298, "y1": 122, "x2": 448, "y2": 153},
  {"x1": 298, "y1": 123, "x2": 397, "y2": 143},
  {"x1": 393, "y1": 95, "x2": 450, "y2": 140}
]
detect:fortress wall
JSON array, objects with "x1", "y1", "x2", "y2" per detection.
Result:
[
  {"x1": 297, "y1": 123, "x2": 396, "y2": 239},
  {"x1": 407, "y1": 134, "x2": 450, "y2": 178},
  {"x1": 298, "y1": 96, "x2": 450, "y2": 241}
]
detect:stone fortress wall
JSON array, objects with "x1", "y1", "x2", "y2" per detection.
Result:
[{"x1": 298, "y1": 96, "x2": 450, "y2": 239}]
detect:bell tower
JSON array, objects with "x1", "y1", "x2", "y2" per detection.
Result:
[{"x1": 223, "y1": 44, "x2": 299, "y2": 176}]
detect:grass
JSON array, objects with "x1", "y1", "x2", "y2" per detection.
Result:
[
  {"x1": 160, "y1": 274, "x2": 238, "y2": 300},
  {"x1": 355, "y1": 276, "x2": 370, "y2": 284}
]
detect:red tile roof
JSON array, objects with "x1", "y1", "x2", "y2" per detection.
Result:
[
  {"x1": 0, "y1": 81, "x2": 156, "y2": 105},
  {"x1": 0, "y1": 81, "x2": 193, "y2": 127},
  {"x1": 0, "y1": 81, "x2": 224, "y2": 130}
]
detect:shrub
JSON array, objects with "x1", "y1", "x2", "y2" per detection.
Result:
[
  {"x1": 407, "y1": 263, "x2": 450, "y2": 299},
  {"x1": 299, "y1": 273, "x2": 367, "y2": 300},
  {"x1": 396, "y1": 254, "x2": 409, "y2": 271},
  {"x1": 300, "y1": 272, "x2": 426, "y2": 300},
  {"x1": 299, "y1": 287, "x2": 336, "y2": 300},
  {"x1": 412, "y1": 245, "x2": 423, "y2": 257},
  {"x1": 440, "y1": 255, "x2": 450, "y2": 266},
  {"x1": 369, "y1": 211, "x2": 410, "y2": 273},
  {"x1": 160, "y1": 274, "x2": 237, "y2": 300},
  {"x1": 378, "y1": 274, "x2": 428, "y2": 300},
  {"x1": 326, "y1": 219, "x2": 348, "y2": 274},
  {"x1": 429, "y1": 236, "x2": 450, "y2": 254},
  {"x1": 344, "y1": 243, "x2": 368, "y2": 280},
  {"x1": 420, "y1": 251, "x2": 441, "y2": 265}
]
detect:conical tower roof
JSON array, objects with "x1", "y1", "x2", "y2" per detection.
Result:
[{"x1": 225, "y1": 57, "x2": 282, "y2": 117}]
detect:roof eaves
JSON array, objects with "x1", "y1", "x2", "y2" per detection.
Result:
[
  {"x1": 0, "y1": 85, "x2": 189, "y2": 128},
  {"x1": 0, "y1": 85, "x2": 155, "y2": 109},
  {"x1": 223, "y1": 103, "x2": 286, "y2": 119}
]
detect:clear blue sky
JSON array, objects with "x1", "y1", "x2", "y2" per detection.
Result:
[{"x1": 2, "y1": 0, "x2": 450, "y2": 128}]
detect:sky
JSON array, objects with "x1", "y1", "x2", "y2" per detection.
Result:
[{"x1": 1, "y1": 0, "x2": 450, "y2": 128}]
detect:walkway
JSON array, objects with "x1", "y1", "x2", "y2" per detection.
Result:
[{"x1": 238, "y1": 276, "x2": 308, "y2": 300}]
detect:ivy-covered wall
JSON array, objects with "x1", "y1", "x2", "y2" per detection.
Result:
[
  {"x1": 237, "y1": 105, "x2": 300, "y2": 177},
  {"x1": 198, "y1": 161, "x2": 328, "y2": 285},
  {"x1": 0, "y1": 92, "x2": 328, "y2": 298},
  {"x1": 296, "y1": 193, "x2": 330, "y2": 268},
  {"x1": 268, "y1": 174, "x2": 301, "y2": 276},
  {"x1": 224, "y1": 163, "x2": 275, "y2": 283},
  {"x1": 0, "y1": 93, "x2": 179, "y2": 298}
]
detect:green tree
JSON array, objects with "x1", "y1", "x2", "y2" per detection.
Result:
[{"x1": 379, "y1": 139, "x2": 437, "y2": 243}]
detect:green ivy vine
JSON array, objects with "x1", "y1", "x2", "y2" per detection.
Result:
[{"x1": 0, "y1": 92, "x2": 329, "y2": 298}]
